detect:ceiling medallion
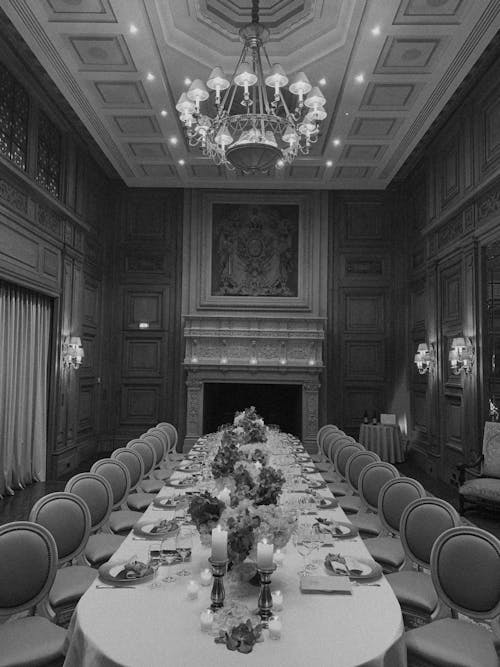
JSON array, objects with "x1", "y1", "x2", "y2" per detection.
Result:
[{"x1": 176, "y1": 0, "x2": 327, "y2": 175}]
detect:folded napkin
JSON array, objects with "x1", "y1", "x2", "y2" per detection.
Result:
[{"x1": 300, "y1": 575, "x2": 352, "y2": 594}]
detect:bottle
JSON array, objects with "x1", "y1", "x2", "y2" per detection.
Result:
[
  {"x1": 371, "y1": 411, "x2": 378, "y2": 425},
  {"x1": 363, "y1": 411, "x2": 369, "y2": 424}
]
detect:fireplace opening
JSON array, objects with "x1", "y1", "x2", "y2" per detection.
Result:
[{"x1": 203, "y1": 383, "x2": 302, "y2": 438}]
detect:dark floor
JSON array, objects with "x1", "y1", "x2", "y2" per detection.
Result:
[{"x1": 1, "y1": 453, "x2": 499, "y2": 538}]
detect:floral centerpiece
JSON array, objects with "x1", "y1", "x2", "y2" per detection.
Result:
[
  {"x1": 233, "y1": 406, "x2": 267, "y2": 444},
  {"x1": 188, "y1": 407, "x2": 296, "y2": 568}
]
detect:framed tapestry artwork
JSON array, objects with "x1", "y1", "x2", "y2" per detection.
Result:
[{"x1": 211, "y1": 203, "x2": 299, "y2": 297}]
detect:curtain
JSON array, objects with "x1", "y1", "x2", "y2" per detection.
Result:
[{"x1": 0, "y1": 281, "x2": 52, "y2": 497}]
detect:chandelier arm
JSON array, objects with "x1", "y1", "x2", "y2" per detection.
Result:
[
  {"x1": 255, "y1": 45, "x2": 271, "y2": 114},
  {"x1": 219, "y1": 46, "x2": 247, "y2": 111}
]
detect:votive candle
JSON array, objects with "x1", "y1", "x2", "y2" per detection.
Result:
[
  {"x1": 257, "y1": 538, "x2": 274, "y2": 569},
  {"x1": 200, "y1": 608, "x2": 214, "y2": 632},
  {"x1": 187, "y1": 580, "x2": 199, "y2": 599},
  {"x1": 211, "y1": 525, "x2": 227, "y2": 562},
  {"x1": 268, "y1": 615, "x2": 282, "y2": 640},
  {"x1": 274, "y1": 549, "x2": 284, "y2": 567},
  {"x1": 200, "y1": 568, "x2": 212, "y2": 586},
  {"x1": 271, "y1": 590, "x2": 283, "y2": 611}
]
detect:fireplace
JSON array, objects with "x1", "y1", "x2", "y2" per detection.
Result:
[{"x1": 203, "y1": 383, "x2": 302, "y2": 437}]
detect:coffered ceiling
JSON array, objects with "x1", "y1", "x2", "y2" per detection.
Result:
[{"x1": 3, "y1": 0, "x2": 500, "y2": 189}]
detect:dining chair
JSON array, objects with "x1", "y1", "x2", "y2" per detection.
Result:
[
  {"x1": 111, "y1": 447, "x2": 155, "y2": 512},
  {"x1": 127, "y1": 439, "x2": 164, "y2": 493},
  {"x1": 90, "y1": 459, "x2": 143, "y2": 535},
  {"x1": 363, "y1": 477, "x2": 426, "y2": 573},
  {"x1": 350, "y1": 462, "x2": 400, "y2": 538},
  {"x1": 146, "y1": 427, "x2": 172, "y2": 473},
  {"x1": 457, "y1": 421, "x2": 500, "y2": 515},
  {"x1": 157, "y1": 422, "x2": 183, "y2": 464},
  {"x1": 327, "y1": 441, "x2": 364, "y2": 497},
  {"x1": 386, "y1": 497, "x2": 460, "y2": 628},
  {"x1": 313, "y1": 425, "x2": 338, "y2": 471},
  {"x1": 141, "y1": 431, "x2": 170, "y2": 480},
  {"x1": 0, "y1": 521, "x2": 67, "y2": 667},
  {"x1": 337, "y1": 450, "x2": 380, "y2": 514},
  {"x1": 29, "y1": 492, "x2": 97, "y2": 627},
  {"x1": 405, "y1": 526, "x2": 500, "y2": 667},
  {"x1": 65, "y1": 472, "x2": 125, "y2": 568}
]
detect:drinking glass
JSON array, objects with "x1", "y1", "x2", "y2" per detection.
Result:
[
  {"x1": 148, "y1": 544, "x2": 162, "y2": 588},
  {"x1": 293, "y1": 526, "x2": 313, "y2": 576},
  {"x1": 176, "y1": 526, "x2": 193, "y2": 576},
  {"x1": 161, "y1": 535, "x2": 178, "y2": 583}
]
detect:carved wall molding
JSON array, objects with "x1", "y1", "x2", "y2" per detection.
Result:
[{"x1": 0, "y1": 178, "x2": 28, "y2": 214}]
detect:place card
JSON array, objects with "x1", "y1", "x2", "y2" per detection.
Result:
[{"x1": 300, "y1": 575, "x2": 352, "y2": 594}]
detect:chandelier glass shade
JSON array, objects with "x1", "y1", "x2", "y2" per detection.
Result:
[{"x1": 176, "y1": 4, "x2": 327, "y2": 174}]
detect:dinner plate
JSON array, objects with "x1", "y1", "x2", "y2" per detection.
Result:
[
  {"x1": 297, "y1": 455, "x2": 310, "y2": 462},
  {"x1": 301, "y1": 466, "x2": 317, "y2": 474},
  {"x1": 315, "y1": 497, "x2": 338, "y2": 510},
  {"x1": 98, "y1": 560, "x2": 154, "y2": 585},
  {"x1": 164, "y1": 477, "x2": 197, "y2": 488},
  {"x1": 308, "y1": 479, "x2": 327, "y2": 489},
  {"x1": 177, "y1": 463, "x2": 201, "y2": 472},
  {"x1": 315, "y1": 520, "x2": 358, "y2": 539},
  {"x1": 324, "y1": 555, "x2": 383, "y2": 580},
  {"x1": 152, "y1": 496, "x2": 180, "y2": 509},
  {"x1": 133, "y1": 519, "x2": 180, "y2": 539}
]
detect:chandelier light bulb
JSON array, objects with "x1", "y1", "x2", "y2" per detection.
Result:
[
  {"x1": 187, "y1": 79, "x2": 209, "y2": 112},
  {"x1": 215, "y1": 126, "x2": 233, "y2": 147},
  {"x1": 305, "y1": 86, "x2": 326, "y2": 109},
  {"x1": 234, "y1": 61, "x2": 257, "y2": 88},
  {"x1": 265, "y1": 64, "x2": 288, "y2": 100},
  {"x1": 289, "y1": 71, "x2": 312, "y2": 103},
  {"x1": 207, "y1": 67, "x2": 230, "y2": 105}
]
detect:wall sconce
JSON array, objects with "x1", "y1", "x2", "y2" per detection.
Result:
[
  {"x1": 62, "y1": 336, "x2": 84, "y2": 369},
  {"x1": 414, "y1": 343, "x2": 435, "y2": 374},
  {"x1": 448, "y1": 336, "x2": 475, "y2": 374}
]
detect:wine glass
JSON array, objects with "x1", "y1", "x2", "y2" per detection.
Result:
[
  {"x1": 293, "y1": 526, "x2": 313, "y2": 576},
  {"x1": 161, "y1": 534, "x2": 178, "y2": 583},
  {"x1": 148, "y1": 544, "x2": 162, "y2": 588},
  {"x1": 176, "y1": 526, "x2": 193, "y2": 576}
]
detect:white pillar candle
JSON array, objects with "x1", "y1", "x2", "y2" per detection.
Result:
[
  {"x1": 211, "y1": 525, "x2": 227, "y2": 562},
  {"x1": 200, "y1": 608, "x2": 214, "y2": 632},
  {"x1": 268, "y1": 616, "x2": 282, "y2": 640},
  {"x1": 257, "y1": 538, "x2": 274, "y2": 569},
  {"x1": 187, "y1": 580, "x2": 199, "y2": 599},
  {"x1": 200, "y1": 568, "x2": 212, "y2": 586},
  {"x1": 217, "y1": 486, "x2": 231, "y2": 506},
  {"x1": 271, "y1": 590, "x2": 283, "y2": 611}
]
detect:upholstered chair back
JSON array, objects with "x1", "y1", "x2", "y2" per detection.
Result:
[
  {"x1": 141, "y1": 433, "x2": 165, "y2": 466},
  {"x1": 317, "y1": 425, "x2": 338, "y2": 453},
  {"x1": 127, "y1": 440, "x2": 156, "y2": 477},
  {"x1": 377, "y1": 477, "x2": 426, "y2": 536},
  {"x1": 400, "y1": 497, "x2": 460, "y2": 569},
  {"x1": 0, "y1": 521, "x2": 58, "y2": 617},
  {"x1": 334, "y1": 442, "x2": 364, "y2": 478},
  {"x1": 345, "y1": 450, "x2": 380, "y2": 493},
  {"x1": 358, "y1": 462, "x2": 399, "y2": 512},
  {"x1": 65, "y1": 472, "x2": 113, "y2": 533},
  {"x1": 431, "y1": 526, "x2": 500, "y2": 620},
  {"x1": 157, "y1": 422, "x2": 178, "y2": 453},
  {"x1": 91, "y1": 459, "x2": 131, "y2": 510},
  {"x1": 29, "y1": 492, "x2": 91, "y2": 565},
  {"x1": 112, "y1": 447, "x2": 144, "y2": 491},
  {"x1": 481, "y1": 421, "x2": 500, "y2": 478},
  {"x1": 146, "y1": 428, "x2": 169, "y2": 461}
]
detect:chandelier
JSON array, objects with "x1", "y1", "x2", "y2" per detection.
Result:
[{"x1": 175, "y1": 0, "x2": 327, "y2": 174}]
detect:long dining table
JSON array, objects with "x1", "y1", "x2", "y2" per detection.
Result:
[{"x1": 63, "y1": 431, "x2": 407, "y2": 667}]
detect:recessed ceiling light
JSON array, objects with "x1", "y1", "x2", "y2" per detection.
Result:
[
  {"x1": 178, "y1": 159, "x2": 185, "y2": 165},
  {"x1": 146, "y1": 72, "x2": 155, "y2": 81},
  {"x1": 333, "y1": 138, "x2": 341, "y2": 147},
  {"x1": 160, "y1": 109, "x2": 168, "y2": 117},
  {"x1": 326, "y1": 160, "x2": 333, "y2": 167},
  {"x1": 371, "y1": 25, "x2": 381, "y2": 36},
  {"x1": 355, "y1": 73, "x2": 364, "y2": 84},
  {"x1": 344, "y1": 112, "x2": 350, "y2": 116},
  {"x1": 129, "y1": 24, "x2": 138, "y2": 35},
  {"x1": 170, "y1": 136, "x2": 178, "y2": 145},
  {"x1": 318, "y1": 78, "x2": 326, "y2": 86},
  {"x1": 184, "y1": 77, "x2": 192, "y2": 86},
  {"x1": 276, "y1": 159, "x2": 285, "y2": 168}
]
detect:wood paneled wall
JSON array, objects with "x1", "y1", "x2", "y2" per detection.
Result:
[
  {"x1": 326, "y1": 193, "x2": 400, "y2": 437},
  {"x1": 403, "y1": 50, "x2": 500, "y2": 485},
  {"x1": 0, "y1": 37, "x2": 114, "y2": 478},
  {"x1": 101, "y1": 189, "x2": 184, "y2": 450}
]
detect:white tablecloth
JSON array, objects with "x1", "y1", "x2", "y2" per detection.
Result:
[
  {"x1": 64, "y1": 441, "x2": 406, "y2": 667},
  {"x1": 359, "y1": 425, "x2": 405, "y2": 464}
]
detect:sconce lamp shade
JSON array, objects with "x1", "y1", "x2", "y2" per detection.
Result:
[
  {"x1": 62, "y1": 336, "x2": 84, "y2": 369},
  {"x1": 448, "y1": 336, "x2": 474, "y2": 374},
  {"x1": 414, "y1": 342, "x2": 435, "y2": 374}
]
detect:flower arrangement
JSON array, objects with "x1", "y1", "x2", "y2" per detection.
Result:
[
  {"x1": 233, "y1": 406, "x2": 267, "y2": 443},
  {"x1": 211, "y1": 442, "x2": 242, "y2": 479},
  {"x1": 215, "y1": 619, "x2": 263, "y2": 653},
  {"x1": 188, "y1": 491, "x2": 225, "y2": 546}
]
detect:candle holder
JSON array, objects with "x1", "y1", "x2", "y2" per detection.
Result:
[
  {"x1": 256, "y1": 564, "x2": 277, "y2": 626},
  {"x1": 208, "y1": 557, "x2": 228, "y2": 611}
]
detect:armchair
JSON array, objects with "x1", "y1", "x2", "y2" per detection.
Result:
[{"x1": 458, "y1": 421, "x2": 500, "y2": 514}]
